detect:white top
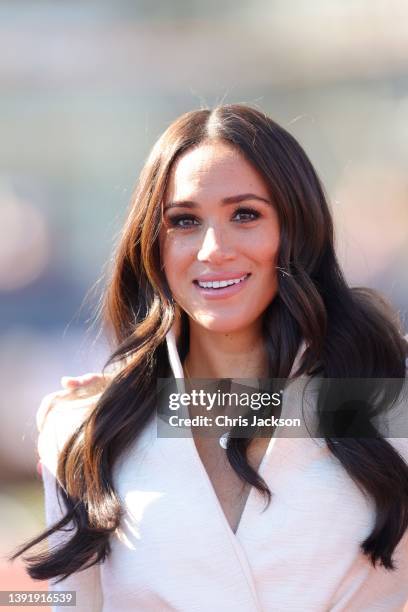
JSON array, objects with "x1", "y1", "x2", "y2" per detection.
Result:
[{"x1": 37, "y1": 331, "x2": 408, "y2": 612}]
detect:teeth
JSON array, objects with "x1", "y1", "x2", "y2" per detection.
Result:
[{"x1": 197, "y1": 274, "x2": 248, "y2": 289}]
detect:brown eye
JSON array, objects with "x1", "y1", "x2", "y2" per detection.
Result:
[
  {"x1": 168, "y1": 215, "x2": 200, "y2": 229},
  {"x1": 233, "y1": 207, "x2": 261, "y2": 222}
]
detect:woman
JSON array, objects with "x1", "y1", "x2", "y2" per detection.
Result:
[{"x1": 11, "y1": 104, "x2": 408, "y2": 611}]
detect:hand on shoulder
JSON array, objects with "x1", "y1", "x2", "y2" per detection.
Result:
[
  {"x1": 36, "y1": 372, "x2": 112, "y2": 476},
  {"x1": 36, "y1": 372, "x2": 112, "y2": 434},
  {"x1": 60, "y1": 372, "x2": 108, "y2": 391}
]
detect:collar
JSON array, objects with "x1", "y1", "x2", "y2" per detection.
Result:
[{"x1": 165, "y1": 326, "x2": 306, "y2": 383}]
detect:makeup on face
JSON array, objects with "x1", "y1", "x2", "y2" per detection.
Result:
[{"x1": 160, "y1": 141, "x2": 280, "y2": 334}]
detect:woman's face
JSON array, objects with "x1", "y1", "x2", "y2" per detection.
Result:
[{"x1": 159, "y1": 140, "x2": 280, "y2": 334}]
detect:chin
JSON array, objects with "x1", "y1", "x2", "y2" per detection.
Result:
[{"x1": 192, "y1": 313, "x2": 254, "y2": 335}]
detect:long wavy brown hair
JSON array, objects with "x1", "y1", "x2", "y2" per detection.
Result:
[{"x1": 11, "y1": 104, "x2": 408, "y2": 580}]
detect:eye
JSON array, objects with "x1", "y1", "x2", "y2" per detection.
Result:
[
  {"x1": 167, "y1": 214, "x2": 200, "y2": 229},
  {"x1": 165, "y1": 206, "x2": 261, "y2": 229},
  {"x1": 233, "y1": 207, "x2": 261, "y2": 222}
]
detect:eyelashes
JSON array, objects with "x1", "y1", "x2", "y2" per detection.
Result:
[{"x1": 166, "y1": 207, "x2": 262, "y2": 229}]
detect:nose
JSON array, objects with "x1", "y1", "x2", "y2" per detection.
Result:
[{"x1": 197, "y1": 225, "x2": 235, "y2": 264}]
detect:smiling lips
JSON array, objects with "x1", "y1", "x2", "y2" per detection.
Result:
[
  {"x1": 196, "y1": 274, "x2": 249, "y2": 289},
  {"x1": 193, "y1": 273, "x2": 251, "y2": 297}
]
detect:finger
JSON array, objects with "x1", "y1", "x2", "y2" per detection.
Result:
[
  {"x1": 61, "y1": 373, "x2": 104, "y2": 388},
  {"x1": 61, "y1": 376, "x2": 80, "y2": 388}
]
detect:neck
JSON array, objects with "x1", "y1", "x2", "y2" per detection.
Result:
[{"x1": 183, "y1": 319, "x2": 268, "y2": 379}]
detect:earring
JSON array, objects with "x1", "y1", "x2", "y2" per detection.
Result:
[{"x1": 276, "y1": 266, "x2": 291, "y2": 278}]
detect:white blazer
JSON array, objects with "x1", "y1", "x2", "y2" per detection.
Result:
[{"x1": 37, "y1": 331, "x2": 408, "y2": 611}]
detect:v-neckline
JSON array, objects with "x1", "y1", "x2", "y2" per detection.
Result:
[
  {"x1": 187, "y1": 429, "x2": 276, "y2": 537},
  {"x1": 164, "y1": 327, "x2": 305, "y2": 538}
]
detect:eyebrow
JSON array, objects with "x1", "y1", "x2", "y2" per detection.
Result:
[{"x1": 163, "y1": 193, "x2": 271, "y2": 212}]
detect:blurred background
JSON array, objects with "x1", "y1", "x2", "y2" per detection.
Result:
[{"x1": 1, "y1": 0, "x2": 407, "y2": 607}]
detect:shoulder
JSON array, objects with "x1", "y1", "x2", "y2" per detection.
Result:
[
  {"x1": 36, "y1": 377, "x2": 107, "y2": 475},
  {"x1": 36, "y1": 374, "x2": 109, "y2": 433}
]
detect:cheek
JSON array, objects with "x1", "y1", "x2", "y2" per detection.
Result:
[
  {"x1": 160, "y1": 232, "x2": 193, "y2": 285},
  {"x1": 246, "y1": 230, "x2": 280, "y2": 269}
]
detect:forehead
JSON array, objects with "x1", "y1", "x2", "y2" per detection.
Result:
[{"x1": 165, "y1": 141, "x2": 269, "y2": 199}]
